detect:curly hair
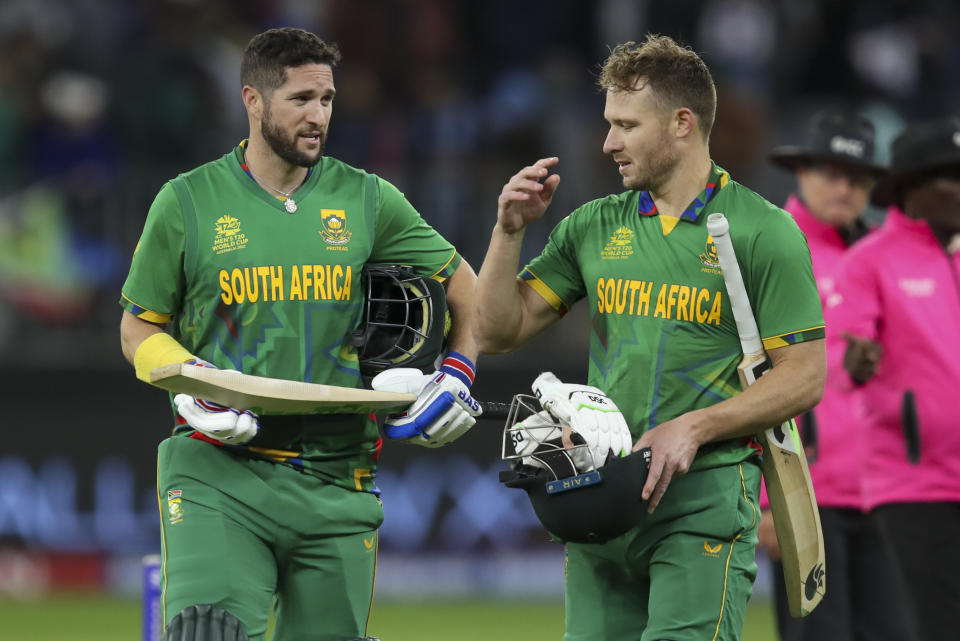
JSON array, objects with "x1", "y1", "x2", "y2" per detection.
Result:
[
  {"x1": 599, "y1": 35, "x2": 716, "y2": 140},
  {"x1": 241, "y1": 27, "x2": 341, "y2": 96}
]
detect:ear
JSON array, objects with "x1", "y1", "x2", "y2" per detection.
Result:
[
  {"x1": 674, "y1": 107, "x2": 697, "y2": 139},
  {"x1": 242, "y1": 85, "x2": 263, "y2": 120}
]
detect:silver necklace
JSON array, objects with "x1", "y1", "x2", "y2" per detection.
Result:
[{"x1": 247, "y1": 167, "x2": 302, "y2": 213}]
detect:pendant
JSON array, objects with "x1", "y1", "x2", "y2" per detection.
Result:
[{"x1": 284, "y1": 198, "x2": 297, "y2": 213}]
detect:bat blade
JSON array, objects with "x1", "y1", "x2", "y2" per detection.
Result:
[
  {"x1": 738, "y1": 357, "x2": 826, "y2": 616},
  {"x1": 149, "y1": 363, "x2": 416, "y2": 415},
  {"x1": 709, "y1": 212, "x2": 826, "y2": 617}
]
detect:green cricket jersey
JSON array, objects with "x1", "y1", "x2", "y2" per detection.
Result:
[
  {"x1": 521, "y1": 163, "x2": 824, "y2": 470},
  {"x1": 120, "y1": 141, "x2": 460, "y2": 491}
]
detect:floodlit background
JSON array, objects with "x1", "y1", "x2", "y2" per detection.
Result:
[{"x1": 0, "y1": 1, "x2": 957, "y2": 639}]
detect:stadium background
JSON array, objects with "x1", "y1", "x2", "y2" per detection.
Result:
[{"x1": 0, "y1": 0, "x2": 956, "y2": 639}]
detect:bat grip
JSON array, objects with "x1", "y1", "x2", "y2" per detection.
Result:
[{"x1": 479, "y1": 401, "x2": 512, "y2": 420}]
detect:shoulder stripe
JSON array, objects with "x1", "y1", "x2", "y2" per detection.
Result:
[
  {"x1": 762, "y1": 326, "x2": 825, "y2": 350},
  {"x1": 520, "y1": 268, "x2": 567, "y2": 312},
  {"x1": 121, "y1": 294, "x2": 172, "y2": 324},
  {"x1": 429, "y1": 251, "x2": 459, "y2": 282}
]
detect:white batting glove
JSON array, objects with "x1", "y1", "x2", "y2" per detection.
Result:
[
  {"x1": 172, "y1": 359, "x2": 260, "y2": 443},
  {"x1": 532, "y1": 372, "x2": 632, "y2": 467},
  {"x1": 371, "y1": 366, "x2": 481, "y2": 448},
  {"x1": 510, "y1": 410, "x2": 595, "y2": 474},
  {"x1": 174, "y1": 394, "x2": 261, "y2": 443}
]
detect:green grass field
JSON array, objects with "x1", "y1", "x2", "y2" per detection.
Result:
[{"x1": 0, "y1": 594, "x2": 778, "y2": 641}]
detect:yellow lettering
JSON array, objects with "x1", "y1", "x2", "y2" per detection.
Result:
[
  {"x1": 676, "y1": 286, "x2": 690, "y2": 321},
  {"x1": 604, "y1": 279, "x2": 615, "y2": 315},
  {"x1": 597, "y1": 278, "x2": 606, "y2": 313},
  {"x1": 708, "y1": 291, "x2": 722, "y2": 325},
  {"x1": 615, "y1": 279, "x2": 627, "y2": 314},
  {"x1": 332, "y1": 264, "x2": 344, "y2": 300},
  {"x1": 257, "y1": 266, "x2": 271, "y2": 301},
  {"x1": 689, "y1": 287, "x2": 697, "y2": 321},
  {"x1": 302, "y1": 265, "x2": 313, "y2": 300},
  {"x1": 290, "y1": 265, "x2": 303, "y2": 300},
  {"x1": 230, "y1": 268, "x2": 245, "y2": 304},
  {"x1": 219, "y1": 270, "x2": 233, "y2": 304},
  {"x1": 653, "y1": 284, "x2": 668, "y2": 318},
  {"x1": 637, "y1": 281, "x2": 652, "y2": 316},
  {"x1": 628, "y1": 280, "x2": 641, "y2": 315},
  {"x1": 344, "y1": 265, "x2": 352, "y2": 299},
  {"x1": 325, "y1": 264, "x2": 333, "y2": 300},
  {"x1": 313, "y1": 264, "x2": 324, "y2": 300},
  {"x1": 667, "y1": 284, "x2": 679, "y2": 319},
  {"x1": 271, "y1": 265, "x2": 284, "y2": 301},
  {"x1": 244, "y1": 267, "x2": 259, "y2": 303},
  {"x1": 696, "y1": 288, "x2": 711, "y2": 323}
]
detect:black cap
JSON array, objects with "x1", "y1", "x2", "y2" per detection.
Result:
[
  {"x1": 770, "y1": 110, "x2": 886, "y2": 176},
  {"x1": 870, "y1": 116, "x2": 960, "y2": 207}
]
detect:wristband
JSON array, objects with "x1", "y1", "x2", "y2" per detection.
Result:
[
  {"x1": 439, "y1": 351, "x2": 476, "y2": 387},
  {"x1": 134, "y1": 333, "x2": 195, "y2": 382}
]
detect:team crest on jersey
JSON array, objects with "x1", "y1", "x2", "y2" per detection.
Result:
[
  {"x1": 167, "y1": 490, "x2": 184, "y2": 525},
  {"x1": 319, "y1": 209, "x2": 352, "y2": 248},
  {"x1": 699, "y1": 234, "x2": 721, "y2": 274},
  {"x1": 600, "y1": 226, "x2": 635, "y2": 260},
  {"x1": 213, "y1": 215, "x2": 249, "y2": 255}
]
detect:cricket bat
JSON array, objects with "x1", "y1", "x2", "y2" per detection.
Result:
[
  {"x1": 149, "y1": 363, "x2": 416, "y2": 415},
  {"x1": 706, "y1": 212, "x2": 826, "y2": 617}
]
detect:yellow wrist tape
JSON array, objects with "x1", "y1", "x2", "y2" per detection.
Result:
[{"x1": 134, "y1": 332, "x2": 195, "y2": 383}]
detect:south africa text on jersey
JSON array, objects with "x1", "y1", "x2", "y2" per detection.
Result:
[
  {"x1": 596, "y1": 277, "x2": 722, "y2": 325},
  {"x1": 218, "y1": 264, "x2": 353, "y2": 304}
]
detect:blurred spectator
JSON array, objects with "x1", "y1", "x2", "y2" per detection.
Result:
[{"x1": 828, "y1": 116, "x2": 960, "y2": 641}]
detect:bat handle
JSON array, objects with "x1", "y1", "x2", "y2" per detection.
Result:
[{"x1": 479, "y1": 401, "x2": 512, "y2": 420}]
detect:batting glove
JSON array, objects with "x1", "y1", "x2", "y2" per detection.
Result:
[
  {"x1": 173, "y1": 359, "x2": 260, "y2": 444},
  {"x1": 371, "y1": 352, "x2": 481, "y2": 448},
  {"x1": 532, "y1": 371, "x2": 632, "y2": 467},
  {"x1": 510, "y1": 409, "x2": 595, "y2": 475}
]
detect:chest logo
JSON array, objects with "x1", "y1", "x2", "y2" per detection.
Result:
[
  {"x1": 319, "y1": 209, "x2": 352, "y2": 247},
  {"x1": 213, "y1": 215, "x2": 249, "y2": 255},
  {"x1": 699, "y1": 234, "x2": 721, "y2": 274},
  {"x1": 898, "y1": 278, "x2": 935, "y2": 297},
  {"x1": 601, "y1": 226, "x2": 635, "y2": 260}
]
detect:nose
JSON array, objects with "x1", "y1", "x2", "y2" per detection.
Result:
[
  {"x1": 602, "y1": 128, "x2": 621, "y2": 154},
  {"x1": 306, "y1": 101, "x2": 330, "y2": 127}
]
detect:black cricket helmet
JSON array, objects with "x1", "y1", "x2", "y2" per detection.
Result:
[
  {"x1": 500, "y1": 394, "x2": 652, "y2": 544},
  {"x1": 351, "y1": 264, "x2": 449, "y2": 379}
]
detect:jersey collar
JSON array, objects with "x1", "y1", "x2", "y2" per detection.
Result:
[
  {"x1": 637, "y1": 162, "x2": 730, "y2": 223},
  {"x1": 232, "y1": 140, "x2": 322, "y2": 212}
]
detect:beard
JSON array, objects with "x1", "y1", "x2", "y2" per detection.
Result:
[
  {"x1": 261, "y1": 107, "x2": 325, "y2": 168},
  {"x1": 626, "y1": 133, "x2": 680, "y2": 193}
]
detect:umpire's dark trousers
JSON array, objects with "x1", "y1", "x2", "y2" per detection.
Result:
[
  {"x1": 873, "y1": 502, "x2": 960, "y2": 641},
  {"x1": 770, "y1": 506, "x2": 917, "y2": 641}
]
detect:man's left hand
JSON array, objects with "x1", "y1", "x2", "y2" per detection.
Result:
[
  {"x1": 372, "y1": 367, "x2": 481, "y2": 448},
  {"x1": 632, "y1": 410, "x2": 704, "y2": 512}
]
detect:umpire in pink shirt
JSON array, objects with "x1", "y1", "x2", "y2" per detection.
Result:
[
  {"x1": 763, "y1": 110, "x2": 916, "y2": 641},
  {"x1": 829, "y1": 117, "x2": 960, "y2": 641}
]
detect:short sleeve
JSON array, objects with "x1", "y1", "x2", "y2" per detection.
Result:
[
  {"x1": 519, "y1": 214, "x2": 587, "y2": 313},
  {"x1": 370, "y1": 177, "x2": 460, "y2": 280},
  {"x1": 119, "y1": 182, "x2": 186, "y2": 322},
  {"x1": 746, "y1": 211, "x2": 826, "y2": 349}
]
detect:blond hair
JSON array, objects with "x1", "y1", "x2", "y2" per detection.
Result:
[{"x1": 599, "y1": 35, "x2": 716, "y2": 140}]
